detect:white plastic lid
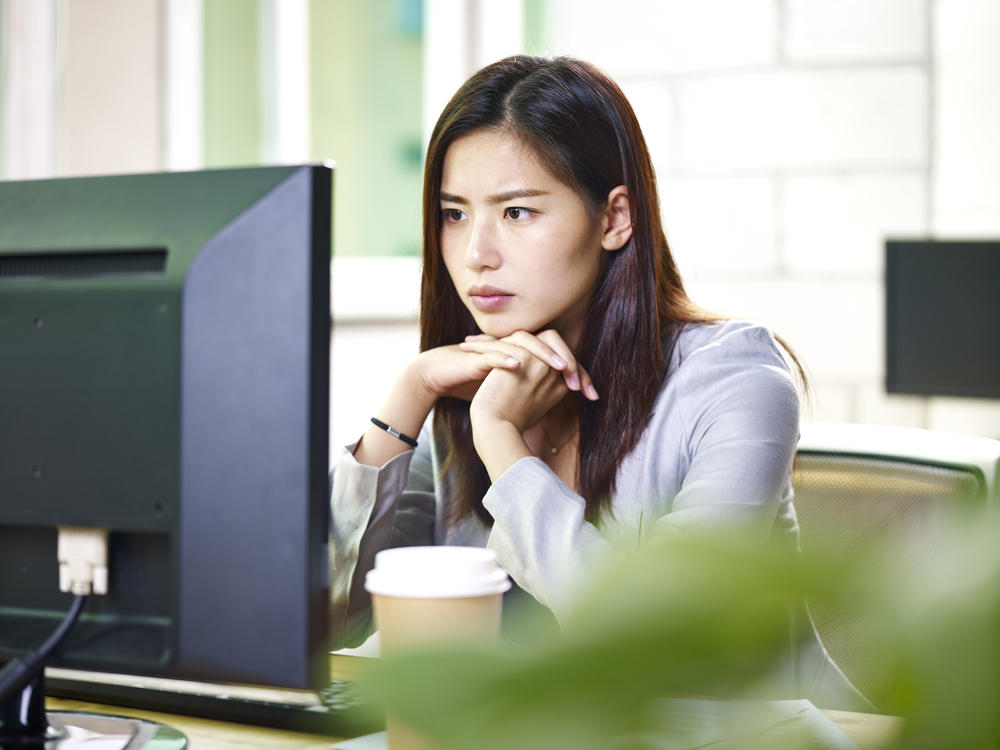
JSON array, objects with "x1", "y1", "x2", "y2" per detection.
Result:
[{"x1": 364, "y1": 546, "x2": 512, "y2": 598}]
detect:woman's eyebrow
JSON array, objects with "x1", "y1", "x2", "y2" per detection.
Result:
[
  {"x1": 486, "y1": 188, "x2": 549, "y2": 204},
  {"x1": 439, "y1": 189, "x2": 550, "y2": 205}
]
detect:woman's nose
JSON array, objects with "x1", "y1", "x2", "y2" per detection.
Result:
[{"x1": 465, "y1": 219, "x2": 501, "y2": 270}]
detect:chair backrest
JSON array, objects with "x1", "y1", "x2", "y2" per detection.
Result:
[{"x1": 793, "y1": 421, "x2": 1000, "y2": 710}]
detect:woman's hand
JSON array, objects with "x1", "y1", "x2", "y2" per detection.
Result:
[
  {"x1": 355, "y1": 330, "x2": 596, "y2": 473},
  {"x1": 410, "y1": 342, "x2": 524, "y2": 403},
  {"x1": 459, "y1": 329, "x2": 599, "y2": 405},
  {"x1": 461, "y1": 330, "x2": 599, "y2": 481},
  {"x1": 353, "y1": 340, "x2": 527, "y2": 468}
]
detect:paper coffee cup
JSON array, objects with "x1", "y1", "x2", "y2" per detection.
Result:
[
  {"x1": 365, "y1": 546, "x2": 511, "y2": 655},
  {"x1": 365, "y1": 546, "x2": 511, "y2": 750}
]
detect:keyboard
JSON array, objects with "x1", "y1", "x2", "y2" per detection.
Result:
[{"x1": 45, "y1": 669, "x2": 381, "y2": 737}]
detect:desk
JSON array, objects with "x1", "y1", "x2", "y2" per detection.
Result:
[
  {"x1": 45, "y1": 655, "x2": 903, "y2": 749},
  {"x1": 44, "y1": 698, "x2": 902, "y2": 750},
  {"x1": 822, "y1": 709, "x2": 902, "y2": 749},
  {"x1": 45, "y1": 697, "x2": 343, "y2": 749}
]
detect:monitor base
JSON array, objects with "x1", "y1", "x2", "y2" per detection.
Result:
[
  {"x1": 1, "y1": 655, "x2": 186, "y2": 749},
  {"x1": 43, "y1": 711, "x2": 187, "y2": 749}
]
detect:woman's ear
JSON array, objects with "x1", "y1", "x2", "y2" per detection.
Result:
[{"x1": 601, "y1": 185, "x2": 633, "y2": 251}]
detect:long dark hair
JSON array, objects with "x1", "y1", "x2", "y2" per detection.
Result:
[{"x1": 421, "y1": 56, "x2": 714, "y2": 524}]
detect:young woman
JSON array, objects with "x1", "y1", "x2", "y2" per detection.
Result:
[{"x1": 330, "y1": 55, "x2": 869, "y2": 711}]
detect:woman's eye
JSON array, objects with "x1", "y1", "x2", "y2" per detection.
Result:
[
  {"x1": 441, "y1": 208, "x2": 465, "y2": 223},
  {"x1": 504, "y1": 207, "x2": 532, "y2": 221}
]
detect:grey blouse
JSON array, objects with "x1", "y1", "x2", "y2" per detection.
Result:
[{"x1": 329, "y1": 320, "x2": 871, "y2": 711}]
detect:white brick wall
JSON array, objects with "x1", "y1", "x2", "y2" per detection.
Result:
[
  {"x1": 856, "y1": 385, "x2": 927, "y2": 428},
  {"x1": 330, "y1": 322, "x2": 420, "y2": 463},
  {"x1": 674, "y1": 69, "x2": 928, "y2": 171},
  {"x1": 541, "y1": 0, "x2": 777, "y2": 75},
  {"x1": 783, "y1": 0, "x2": 927, "y2": 61},
  {"x1": 684, "y1": 278, "x2": 883, "y2": 383},
  {"x1": 330, "y1": 257, "x2": 421, "y2": 461},
  {"x1": 619, "y1": 80, "x2": 676, "y2": 173},
  {"x1": 932, "y1": 0, "x2": 1000, "y2": 236},
  {"x1": 660, "y1": 176, "x2": 777, "y2": 274},
  {"x1": 537, "y1": 0, "x2": 1000, "y2": 438},
  {"x1": 804, "y1": 380, "x2": 855, "y2": 424},
  {"x1": 783, "y1": 173, "x2": 928, "y2": 275},
  {"x1": 927, "y1": 399, "x2": 1000, "y2": 438}
]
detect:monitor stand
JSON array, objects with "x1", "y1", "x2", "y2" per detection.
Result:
[{"x1": 1, "y1": 671, "x2": 187, "y2": 749}]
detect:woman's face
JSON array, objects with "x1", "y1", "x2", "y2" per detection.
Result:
[{"x1": 439, "y1": 128, "x2": 609, "y2": 349}]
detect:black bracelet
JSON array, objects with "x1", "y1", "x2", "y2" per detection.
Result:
[{"x1": 370, "y1": 417, "x2": 418, "y2": 448}]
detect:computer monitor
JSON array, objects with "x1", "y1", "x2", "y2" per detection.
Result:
[
  {"x1": 0, "y1": 165, "x2": 332, "y2": 738},
  {"x1": 885, "y1": 239, "x2": 1000, "y2": 399}
]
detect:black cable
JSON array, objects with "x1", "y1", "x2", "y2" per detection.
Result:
[
  {"x1": 36, "y1": 595, "x2": 86, "y2": 662},
  {"x1": 0, "y1": 595, "x2": 87, "y2": 703}
]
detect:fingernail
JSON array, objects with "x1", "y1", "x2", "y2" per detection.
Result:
[
  {"x1": 585, "y1": 383, "x2": 600, "y2": 400},
  {"x1": 551, "y1": 355, "x2": 567, "y2": 369},
  {"x1": 505, "y1": 356, "x2": 521, "y2": 366},
  {"x1": 567, "y1": 372, "x2": 581, "y2": 390}
]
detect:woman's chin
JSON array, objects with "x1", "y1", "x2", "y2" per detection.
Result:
[
  {"x1": 471, "y1": 313, "x2": 562, "y2": 341},
  {"x1": 475, "y1": 321, "x2": 521, "y2": 339},
  {"x1": 476, "y1": 324, "x2": 569, "y2": 342}
]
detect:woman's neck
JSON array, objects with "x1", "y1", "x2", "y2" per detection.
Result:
[{"x1": 529, "y1": 394, "x2": 579, "y2": 457}]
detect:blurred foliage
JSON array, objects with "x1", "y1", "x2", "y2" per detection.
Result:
[{"x1": 360, "y1": 509, "x2": 1000, "y2": 750}]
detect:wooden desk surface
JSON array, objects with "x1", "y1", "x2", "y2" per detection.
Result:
[
  {"x1": 44, "y1": 654, "x2": 904, "y2": 749},
  {"x1": 45, "y1": 699, "x2": 902, "y2": 750},
  {"x1": 45, "y1": 697, "x2": 345, "y2": 749},
  {"x1": 822, "y1": 709, "x2": 903, "y2": 749}
]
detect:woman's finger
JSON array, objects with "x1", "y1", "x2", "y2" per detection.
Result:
[
  {"x1": 459, "y1": 339, "x2": 529, "y2": 361},
  {"x1": 495, "y1": 330, "x2": 569, "y2": 371},
  {"x1": 462, "y1": 338, "x2": 578, "y2": 396},
  {"x1": 579, "y1": 370, "x2": 599, "y2": 401},
  {"x1": 535, "y1": 329, "x2": 600, "y2": 400},
  {"x1": 474, "y1": 350, "x2": 522, "y2": 370},
  {"x1": 458, "y1": 339, "x2": 541, "y2": 370},
  {"x1": 460, "y1": 331, "x2": 598, "y2": 400},
  {"x1": 534, "y1": 329, "x2": 577, "y2": 370}
]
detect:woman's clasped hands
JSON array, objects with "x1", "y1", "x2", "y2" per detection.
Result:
[
  {"x1": 466, "y1": 330, "x2": 599, "y2": 479},
  {"x1": 458, "y1": 329, "x2": 599, "y2": 429},
  {"x1": 410, "y1": 329, "x2": 598, "y2": 477},
  {"x1": 416, "y1": 330, "x2": 597, "y2": 409}
]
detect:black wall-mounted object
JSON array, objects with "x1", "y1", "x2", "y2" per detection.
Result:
[{"x1": 886, "y1": 239, "x2": 1000, "y2": 399}]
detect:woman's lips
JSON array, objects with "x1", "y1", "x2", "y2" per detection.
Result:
[
  {"x1": 468, "y1": 286, "x2": 514, "y2": 312},
  {"x1": 469, "y1": 293, "x2": 514, "y2": 312}
]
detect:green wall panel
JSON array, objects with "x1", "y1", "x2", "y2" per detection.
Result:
[
  {"x1": 203, "y1": 0, "x2": 262, "y2": 167},
  {"x1": 310, "y1": 0, "x2": 423, "y2": 256},
  {"x1": 524, "y1": 0, "x2": 546, "y2": 54}
]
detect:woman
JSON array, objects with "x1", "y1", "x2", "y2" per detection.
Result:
[{"x1": 330, "y1": 55, "x2": 869, "y2": 711}]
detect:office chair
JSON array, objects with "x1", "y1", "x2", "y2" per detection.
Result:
[{"x1": 792, "y1": 421, "x2": 1000, "y2": 711}]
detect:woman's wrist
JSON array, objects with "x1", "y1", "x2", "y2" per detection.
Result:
[
  {"x1": 379, "y1": 359, "x2": 439, "y2": 437},
  {"x1": 402, "y1": 355, "x2": 443, "y2": 407},
  {"x1": 470, "y1": 408, "x2": 532, "y2": 482},
  {"x1": 352, "y1": 359, "x2": 438, "y2": 467}
]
